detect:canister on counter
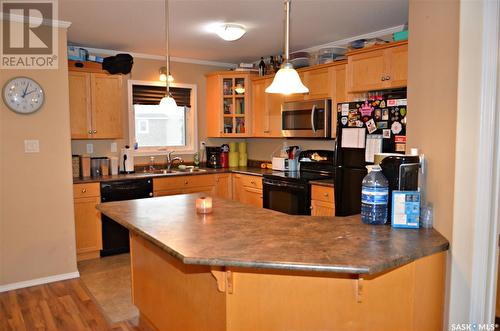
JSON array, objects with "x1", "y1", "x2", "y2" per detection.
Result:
[
  {"x1": 229, "y1": 151, "x2": 239, "y2": 167},
  {"x1": 239, "y1": 153, "x2": 247, "y2": 167},
  {"x1": 80, "y1": 155, "x2": 91, "y2": 177},
  {"x1": 110, "y1": 157, "x2": 119, "y2": 175},
  {"x1": 100, "y1": 158, "x2": 110, "y2": 176}
]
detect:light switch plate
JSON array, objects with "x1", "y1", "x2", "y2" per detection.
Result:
[
  {"x1": 110, "y1": 142, "x2": 117, "y2": 153},
  {"x1": 86, "y1": 143, "x2": 94, "y2": 154},
  {"x1": 24, "y1": 140, "x2": 39, "y2": 153}
]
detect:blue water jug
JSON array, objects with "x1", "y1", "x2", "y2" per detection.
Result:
[{"x1": 361, "y1": 165, "x2": 389, "y2": 225}]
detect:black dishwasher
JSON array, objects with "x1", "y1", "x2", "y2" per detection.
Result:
[{"x1": 100, "y1": 178, "x2": 153, "y2": 256}]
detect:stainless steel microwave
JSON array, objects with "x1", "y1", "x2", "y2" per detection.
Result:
[{"x1": 281, "y1": 99, "x2": 331, "y2": 138}]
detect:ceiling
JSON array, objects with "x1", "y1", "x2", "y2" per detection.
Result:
[{"x1": 59, "y1": 0, "x2": 409, "y2": 64}]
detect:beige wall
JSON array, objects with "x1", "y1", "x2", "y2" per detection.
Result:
[{"x1": 0, "y1": 26, "x2": 78, "y2": 285}]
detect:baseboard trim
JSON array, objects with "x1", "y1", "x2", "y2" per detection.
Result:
[{"x1": 0, "y1": 271, "x2": 80, "y2": 293}]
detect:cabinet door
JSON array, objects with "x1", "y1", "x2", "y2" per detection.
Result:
[
  {"x1": 347, "y1": 49, "x2": 386, "y2": 92},
  {"x1": 90, "y1": 73, "x2": 123, "y2": 139},
  {"x1": 311, "y1": 200, "x2": 335, "y2": 216},
  {"x1": 68, "y1": 72, "x2": 92, "y2": 139},
  {"x1": 268, "y1": 81, "x2": 284, "y2": 138},
  {"x1": 240, "y1": 187, "x2": 263, "y2": 208},
  {"x1": 206, "y1": 75, "x2": 222, "y2": 137},
  {"x1": 386, "y1": 44, "x2": 408, "y2": 88},
  {"x1": 74, "y1": 196, "x2": 102, "y2": 261},
  {"x1": 303, "y1": 67, "x2": 331, "y2": 100},
  {"x1": 251, "y1": 79, "x2": 268, "y2": 137},
  {"x1": 213, "y1": 174, "x2": 233, "y2": 200}
]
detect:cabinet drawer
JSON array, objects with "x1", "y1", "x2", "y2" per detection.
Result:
[
  {"x1": 73, "y1": 183, "x2": 100, "y2": 199},
  {"x1": 153, "y1": 175, "x2": 216, "y2": 192},
  {"x1": 237, "y1": 174, "x2": 263, "y2": 190},
  {"x1": 311, "y1": 185, "x2": 334, "y2": 203}
]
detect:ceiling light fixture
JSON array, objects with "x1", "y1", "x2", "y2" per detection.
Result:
[
  {"x1": 265, "y1": 0, "x2": 309, "y2": 95},
  {"x1": 215, "y1": 23, "x2": 246, "y2": 41},
  {"x1": 159, "y1": 66, "x2": 174, "y2": 82},
  {"x1": 159, "y1": 0, "x2": 177, "y2": 111}
]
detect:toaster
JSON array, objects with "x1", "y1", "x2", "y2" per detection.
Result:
[{"x1": 272, "y1": 157, "x2": 289, "y2": 171}]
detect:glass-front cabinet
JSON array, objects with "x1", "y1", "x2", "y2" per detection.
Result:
[{"x1": 206, "y1": 72, "x2": 255, "y2": 137}]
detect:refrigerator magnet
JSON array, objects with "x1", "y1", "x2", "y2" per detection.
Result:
[
  {"x1": 374, "y1": 109, "x2": 381, "y2": 120},
  {"x1": 382, "y1": 109, "x2": 389, "y2": 120},
  {"x1": 391, "y1": 121, "x2": 403, "y2": 134},
  {"x1": 383, "y1": 129, "x2": 391, "y2": 139},
  {"x1": 377, "y1": 121, "x2": 388, "y2": 129},
  {"x1": 380, "y1": 100, "x2": 386, "y2": 108},
  {"x1": 395, "y1": 143, "x2": 406, "y2": 152},
  {"x1": 341, "y1": 104, "x2": 349, "y2": 116},
  {"x1": 399, "y1": 107, "x2": 407, "y2": 116},
  {"x1": 366, "y1": 119, "x2": 377, "y2": 134},
  {"x1": 387, "y1": 99, "x2": 397, "y2": 107},
  {"x1": 341, "y1": 117, "x2": 348, "y2": 125}
]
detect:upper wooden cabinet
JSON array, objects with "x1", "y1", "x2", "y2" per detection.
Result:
[
  {"x1": 251, "y1": 77, "x2": 283, "y2": 138},
  {"x1": 68, "y1": 61, "x2": 123, "y2": 139},
  {"x1": 206, "y1": 71, "x2": 255, "y2": 138},
  {"x1": 346, "y1": 41, "x2": 408, "y2": 93}
]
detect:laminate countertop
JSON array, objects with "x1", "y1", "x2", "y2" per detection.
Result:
[
  {"x1": 96, "y1": 193, "x2": 449, "y2": 275},
  {"x1": 73, "y1": 167, "x2": 274, "y2": 184}
]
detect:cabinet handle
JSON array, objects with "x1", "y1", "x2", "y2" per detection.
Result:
[
  {"x1": 310, "y1": 206, "x2": 313, "y2": 210},
  {"x1": 264, "y1": 130, "x2": 270, "y2": 133},
  {"x1": 184, "y1": 180, "x2": 189, "y2": 185},
  {"x1": 385, "y1": 75, "x2": 391, "y2": 80},
  {"x1": 149, "y1": 192, "x2": 153, "y2": 197},
  {"x1": 93, "y1": 130, "x2": 97, "y2": 134},
  {"x1": 88, "y1": 130, "x2": 92, "y2": 134},
  {"x1": 81, "y1": 188, "x2": 87, "y2": 193},
  {"x1": 381, "y1": 76, "x2": 386, "y2": 81},
  {"x1": 251, "y1": 181, "x2": 255, "y2": 185},
  {"x1": 323, "y1": 193, "x2": 329, "y2": 197}
]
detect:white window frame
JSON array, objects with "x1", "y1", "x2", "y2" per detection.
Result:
[{"x1": 128, "y1": 80, "x2": 198, "y2": 156}]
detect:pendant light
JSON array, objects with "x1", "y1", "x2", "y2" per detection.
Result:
[
  {"x1": 159, "y1": 0, "x2": 177, "y2": 110},
  {"x1": 265, "y1": 0, "x2": 309, "y2": 95}
]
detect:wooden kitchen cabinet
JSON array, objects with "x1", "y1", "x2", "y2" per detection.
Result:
[
  {"x1": 68, "y1": 61, "x2": 123, "y2": 139},
  {"x1": 233, "y1": 173, "x2": 263, "y2": 208},
  {"x1": 251, "y1": 76, "x2": 283, "y2": 137},
  {"x1": 153, "y1": 175, "x2": 216, "y2": 197},
  {"x1": 206, "y1": 71, "x2": 256, "y2": 138},
  {"x1": 311, "y1": 185, "x2": 335, "y2": 216},
  {"x1": 346, "y1": 41, "x2": 408, "y2": 93},
  {"x1": 73, "y1": 183, "x2": 102, "y2": 261},
  {"x1": 213, "y1": 174, "x2": 233, "y2": 200}
]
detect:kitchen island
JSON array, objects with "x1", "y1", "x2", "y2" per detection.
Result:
[{"x1": 97, "y1": 193, "x2": 449, "y2": 331}]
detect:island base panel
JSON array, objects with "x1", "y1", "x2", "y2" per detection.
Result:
[{"x1": 130, "y1": 233, "x2": 445, "y2": 331}]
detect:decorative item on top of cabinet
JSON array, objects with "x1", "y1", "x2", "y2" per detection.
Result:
[
  {"x1": 206, "y1": 71, "x2": 256, "y2": 137},
  {"x1": 346, "y1": 41, "x2": 407, "y2": 93},
  {"x1": 251, "y1": 76, "x2": 283, "y2": 137},
  {"x1": 310, "y1": 185, "x2": 335, "y2": 216},
  {"x1": 73, "y1": 183, "x2": 102, "y2": 261},
  {"x1": 68, "y1": 60, "x2": 123, "y2": 139}
]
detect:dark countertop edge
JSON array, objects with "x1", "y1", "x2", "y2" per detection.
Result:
[
  {"x1": 309, "y1": 180, "x2": 334, "y2": 188},
  {"x1": 96, "y1": 204, "x2": 450, "y2": 275},
  {"x1": 74, "y1": 167, "x2": 271, "y2": 184}
]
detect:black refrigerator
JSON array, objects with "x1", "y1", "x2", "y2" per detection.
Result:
[{"x1": 334, "y1": 98, "x2": 408, "y2": 216}]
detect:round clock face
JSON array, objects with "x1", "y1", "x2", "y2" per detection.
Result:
[{"x1": 2, "y1": 77, "x2": 45, "y2": 114}]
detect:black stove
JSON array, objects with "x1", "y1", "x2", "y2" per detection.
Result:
[{"x1": 263, "y1": 150, "x2": 335, "y2": 215}]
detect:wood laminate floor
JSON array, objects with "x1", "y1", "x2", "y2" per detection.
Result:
[{"x1": 0, "y1": 278, "x2": 149, "y2": 331}]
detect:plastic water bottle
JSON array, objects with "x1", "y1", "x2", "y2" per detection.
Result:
[{"x1": 361, "y1": 165, "x2": 389, "y2": 225}]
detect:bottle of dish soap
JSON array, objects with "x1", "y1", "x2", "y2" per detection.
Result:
[{"x1": 361, "y1": 165, "x2": 389, "y2": 225}]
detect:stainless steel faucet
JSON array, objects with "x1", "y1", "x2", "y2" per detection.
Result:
[{"x1": 166, "y1": 151, "x2": 183, "y2": 172}]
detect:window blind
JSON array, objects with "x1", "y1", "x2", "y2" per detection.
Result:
[{"x1": 132, "y1": 85, "x2": 191, "y2": 107}]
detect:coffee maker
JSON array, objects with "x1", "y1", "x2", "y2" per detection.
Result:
[
  {"x1": 205, "y1": 146, "x2": 222, "y2": 168},
  {"x1": 379, "y1": 154, "x2": 420, "y2": 215}
]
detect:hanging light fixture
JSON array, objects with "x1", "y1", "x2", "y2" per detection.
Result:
[
  {"x1": 159, "y1": 66, "x2": 174, "y2": 82},
  {"x1": 265, "y1": 0, "x2": 309, "y2": 95},
  {"x1": 159, "y1": 0, "x2": 177, "y2": 110}
]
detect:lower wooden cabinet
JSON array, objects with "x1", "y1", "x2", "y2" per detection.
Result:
[
  {"x1": 233, "y1": 173, "x2": 263, "y2": 208},
  {"x1": 153, "y1": 174, "x2": 232, "y2": 199},
  {"x1": 311, "y1": 185, "x2": 335, "y2": 216},
  {"x1": 213, "y1": 174, "x2": 233, "y2": 200},
  {"x1": 73, "y1": 183, "x2": 102, "y2": 261}
]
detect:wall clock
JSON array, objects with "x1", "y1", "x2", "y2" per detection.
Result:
[{"x1": 2, "y1": 77, "x2": 45, "y2": 114}]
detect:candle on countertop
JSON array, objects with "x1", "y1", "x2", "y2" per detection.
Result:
[{"x1": 196, "y1": 197, "x2": 213, "y2": 214}]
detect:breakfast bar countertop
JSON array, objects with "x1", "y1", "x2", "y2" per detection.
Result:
[{"x1": 96, "y1": 193, "x2": 449, "y2": 275}]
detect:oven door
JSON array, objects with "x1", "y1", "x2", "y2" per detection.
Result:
[
  {"x1": 263, "y1": 178, "x2": 311, "y2": 215},
  {"x1": 281, "y1": 99, "x2": 331, "y2": 138}
]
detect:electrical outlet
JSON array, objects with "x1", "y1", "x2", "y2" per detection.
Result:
[
  {"x1": 24, "y1": 140, "x2": 39, "y2": 153},
  {"x1": 86, "y1": 143, "x2": 94, "y2": 154},
  {"x1": 110, "y1": 142, "x2": 117, "y2": 153}
]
